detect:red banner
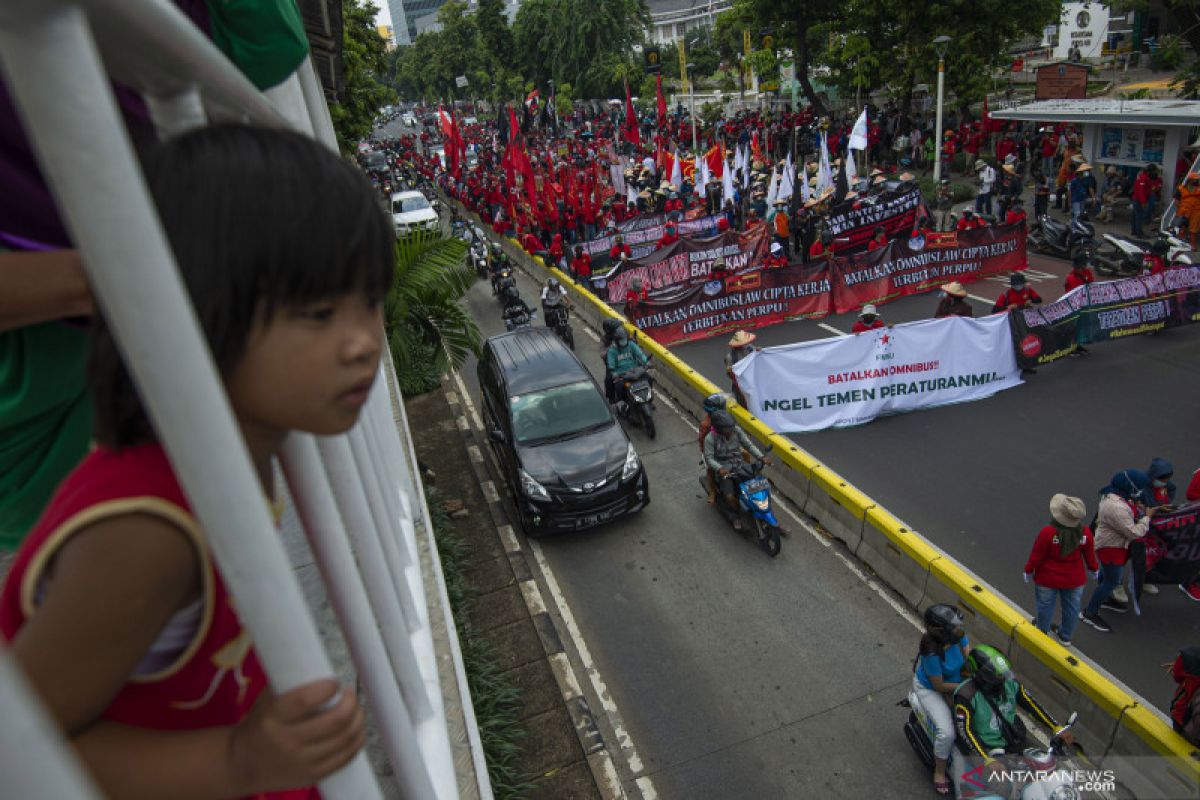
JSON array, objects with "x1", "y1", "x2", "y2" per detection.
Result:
[
  {"x1": 635, "y1": 264, "x2": 833, "y2": 346},
  {"x1": 830, "y1": 223, "x2": 1027, "y2": 314},
  {"x1": 600, "y1": 226, "x2": 769, "y2": 303}
]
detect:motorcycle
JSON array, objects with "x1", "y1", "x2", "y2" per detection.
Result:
[
  {"x1": 492, "y1": 267, "x2": 516, "y2": 299},
  {"x1": 615, "y1": 365, "x2": 656, "y2": 440},
  {"x1": 543, "y1": 299, "x2": 575, "y2": 350},
  {"x1": 905, "y1": 690, "x2": 1101, "y2": 799},
  {"x1": 698, "y1": 445, "x2": 781, "y2": 557},
  {"x1": 503, "y1": 308, "x2": 536, "y2": 332},
  {"x1": 1027, "y1": 214, "x2": 1096, "y2": 262},
  {"x1": 471, "y1": 240, "x2": 489, "y2": 279}
]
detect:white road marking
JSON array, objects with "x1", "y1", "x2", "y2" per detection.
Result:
[
  {"x1": 467, "y1": 444, "x2": 483, "y2": 464},
  {"x1": 635, "y1": 776, "x2": 659, "y2": 799},
  {"x1": 529, "y1": 538, "x2": 652, "y2": 786},
  {"x1": 481, "y1": 480, "x2": 499, "y2": 504},
  {"x1": 818, "y1": 322, "x2": 849, "y2": 337},
  {"x1": 967, "y1": 293, "x2": 993, "y2": 305},
  {"x1": 449, "y1": 369, "x2": 483, "y2": 431},
  {"x1": 519, "y1": 578, "x2": 548, "y2": 616},
  {"x1": 497, "y1": 523, "x2": 521, "y2": 554}
]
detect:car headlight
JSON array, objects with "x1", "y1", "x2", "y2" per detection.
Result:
[
  {"x1": 519, "y1": 469, "x2": 551, "y2": 501},
  {"x1": 621, "y1": 443, "x2": 640, "y2": 481}
]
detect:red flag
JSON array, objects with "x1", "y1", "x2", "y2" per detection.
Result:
[
  {"x1": 623, "y1": 80, "x2": 640, "y2": 146},
  {"x1": 750, "y1": 131, "x2": 763, "y2": 164},
  {"x1": 705, "y1": 145, "x2": 723, "y2": 179},
  {"x1": 656, "y1": 74, "x2": 667, "y2": 131}
]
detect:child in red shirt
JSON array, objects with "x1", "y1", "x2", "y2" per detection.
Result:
[{"x1": 0, "y1": 127, "x2": 370, "y2": 799}]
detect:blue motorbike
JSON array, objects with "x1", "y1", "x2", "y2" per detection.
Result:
[{"x1": 701, "y1": 445, "x2": 781, "y2": 557}]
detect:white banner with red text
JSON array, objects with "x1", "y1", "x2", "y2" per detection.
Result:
[{"x1": 732, "y1": 314, "x2": 1023, "y2": 432}]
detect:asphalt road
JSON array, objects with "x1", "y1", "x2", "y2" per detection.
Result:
[
  {"x1": 457, "y1": 266, "x2": 932, "y2": 799},
  {"x1": 670, "y1": 251, "x2": 1200, "y2": 711}
]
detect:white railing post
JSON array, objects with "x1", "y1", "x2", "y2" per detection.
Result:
[
  {"x1": 279, "y1": 435, "x2": 439, "y2": 800},
  {"x1": 0, "y1": 652, "x2": 103, "y2": 799},
  {"x1": 0, "y1": 6, "x2": 380, "y2": 798}
]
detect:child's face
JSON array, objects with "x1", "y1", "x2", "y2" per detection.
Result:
[{"x1": 226, "y1": 292, "x2": 384, "y2": 439}]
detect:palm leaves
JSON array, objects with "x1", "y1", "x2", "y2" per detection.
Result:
[{"x1": 385, "y1": 229, "x2": 481, "y2": 395}]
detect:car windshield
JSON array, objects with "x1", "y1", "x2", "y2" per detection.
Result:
[
  {"x1": 510, "y1": 381, "x2": 611, "y2": 444},
  {"x1": 393, "y1": 195, "x2": 430, "y2": 214}
]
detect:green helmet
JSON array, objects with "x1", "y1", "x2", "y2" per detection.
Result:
[{"x1": 967, "y1": 645, "x2": 1013, "y2": 690}]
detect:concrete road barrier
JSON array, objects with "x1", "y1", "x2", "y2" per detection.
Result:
[{"x1": 453, "y1": 200, "x2": 1200, "y2": 797}]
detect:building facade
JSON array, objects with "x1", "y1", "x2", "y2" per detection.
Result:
[{"x1": 646, "y1": 0, "x2": 730, "y2": 45}]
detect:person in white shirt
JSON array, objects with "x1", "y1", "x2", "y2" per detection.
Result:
[{"x1": 974, "y1": 159, "x2": 997, "y2": 217}]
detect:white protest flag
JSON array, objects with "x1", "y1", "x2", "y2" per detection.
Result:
[
  {"x1": 765, "y1": 166, "x2": 779, "y2": 207},
  {"x1": 722, "y1": 157, "x2": 736, "y2": 205},
  {"x1": 848, "y1": 106, "x2": 869, "y2": 151},
  {"x1": 731, "y1": 314, "x2": 1022, "y2": 432},
  {"x1": 733, "y1": 144, "x2": 746, "y2": 177},
  {"x1": 696, "y1": 154, "x2": 708, "y2": 196},
  {"x1": 740, "y1": 145, "x2": 751, "y2": 188},
  {"x1": 778, "y1": 151, "x2": 795, "y2": 201},
  {"x1": 817, "y1": 133, "x2": 834, "y2": 193},
  {"x1": 800, "y1": 159, "x2": 811, "y2": 203},
  {"x1": 845, "y1": 149, "x2": 858, "y2": 184},
  {"x1": 627, "y1": 182, "x2": 638, "y2": 206},
  {"x1": 610, "y1": 163, "x2": 625, "y2": 197},
  {"x1": 670, "y1": 148, "x2": 683, "y2": 188}
]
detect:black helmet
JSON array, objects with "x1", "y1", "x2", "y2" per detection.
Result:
[
  {"x1": 710, "y1": 409, "x2": 736, "y2": 433},
  {"x1": 602, "y1": 318, "x2": 622, "y2": 338},
  {"x1": 703, "y1": 393, "x2": 727, "y2": 413},
  {"x1": 504, "y1": 286, "x2": 520, "y2": 302},
  {"x1": 1071, "y1": 251, "x2": 1090, "y2": 267},
  {"x1": 966, "y1": 645, "x2": 1013, "y2": 692},
  {"x1": 923, "y1": 603, "x2": 965, "y2": 644},
  {"x1": 1009, "y1": 272, "x2": 1027, "y2": 288},
  {"x1": 1151, "y1": 239, "x2": 1169, "y2": 256},
  {"x1": 548, "y1": 277, "x2": 560, "y2": 291},
  {"x1": 613, "y1": 329, "x2": 629, "y2": 347}
]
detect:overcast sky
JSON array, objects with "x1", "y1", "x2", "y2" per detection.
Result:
[{"x1": 375, "y1": 3, "x2": 392, "y2": 28}]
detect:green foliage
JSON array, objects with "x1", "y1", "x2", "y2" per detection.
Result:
[
  {"x1": 425, "y1": 487, "x2": 535, "y2": 798},
  {"x1": 553, "y1": 82, "x2": 575, "y2": 117},
  {"x1": 331, "y1": 0, "x2": 396, "y2": 153},
  {"x1": 385, "y1": 229, "x2": 481, "y2": 393},
  {"x1": 1150, "y1": 35, "x2": 1186, "y2": 71}
]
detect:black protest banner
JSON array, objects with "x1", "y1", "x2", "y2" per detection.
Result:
[
  {"x1": 824, "y1": 185, "x2": 924, "y2": 253},
  {"x1": 1145, "y1": 503, "x2": 1200, "y2": 585},
  {"x1": 1078, "y1": 267, "x2": 1200, "y2": 343},
  {"x1": 1007, "y1": 285, "x2": 1088, "y2": 369},
  {"x1": 581, "y1": 212, "x2": 725, "y2": 271}
]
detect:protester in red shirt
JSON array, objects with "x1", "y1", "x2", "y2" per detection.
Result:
[
  {"x1": 609, "y1": 234, "x2": 631, "y2": 261},
  {"x1": 569, "y1": 246, "x2": 592, "y2": 281},
  {"x1": 866, "y1": 226, "x2": 888, "y2": 252},
  {"x1": 809, "y1": 230, "x2": 834, "y2": 259},
  {"x1": 548, "y1": 232, "x2": 565, "y2": 266},
  {"x1": 1143, "y1": 239, "x2": 1169, "y2": 275},
  {"x1": 624, "y1": 276, "x2": 648, "y2": 321},
  {"x1": 1004, "y1": 198, "x2": 1028, "y2": 227},
  {"x1": 851, "y1": 304, "x2": 885, "y2": 333},
  {"x1": 1024, "y1": 494, "x2": 1098, "y2": 645},
  {"x1": 716, "y1": 215, "x2": 730, "y2": 232},
  {"x1": 521, "y1": 229, "x2": 545, "y2": 256},
  {"x1": 764, "y1": 241, "x2": 788, "y2": 268},
  {"x1": 657, "y1": 223, "x2": 680, "y2": 249},
  {"x1": 1064, "y1": 252, "x2": 1095, "y2": 292},
  {"x1": 956, "y1": 208, "x2": 986, "y2": 231},
  {"x1": 993, "y1": 272, "x2": 1042, "y2": 312},
  {"x1": 664, "y1": 191, "x2": 684, "y2": 213}
]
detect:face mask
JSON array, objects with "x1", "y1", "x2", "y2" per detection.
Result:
[{"x1": 1154, "y1": 479, "x2": 1167, "y2": 487}]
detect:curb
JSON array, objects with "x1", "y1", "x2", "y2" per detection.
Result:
[{"x1": 441, "y1": 378, "x2": 628, "y2": 800}]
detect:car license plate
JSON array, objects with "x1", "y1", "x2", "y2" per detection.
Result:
[{"x1": 576, "y1": 513, "x2": 601, "y2": 529}]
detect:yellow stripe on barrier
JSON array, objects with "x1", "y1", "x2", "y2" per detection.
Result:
[
  {"x1": 477, "y1": 205, "x2": 1200, "y2": 770},
  {"x1": 1120, "y1": 704, "x2": 1200, "y2": 768},
  {"x1": 1011, "y1": 623, "x2": 1133, "y2": 719}
]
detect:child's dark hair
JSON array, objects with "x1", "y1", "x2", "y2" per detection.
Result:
[{"x1": 89, "y1": 124, "x2": 394, "y2": 448}]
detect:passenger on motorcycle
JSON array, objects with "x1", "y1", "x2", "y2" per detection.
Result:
[
  {"x1": 913, "y1": 603, "x2": 970, "y2": 796},
  {"x1": 702, "y1": 410, "x2": 769, "y2": 530},
  {"x1": 501, "y1": 286, "x2": 532, "y2": 329},
  {"x1": 698, "y1": 393, "x2": 728, "y2": 502},
  {"x1": 952, "y1": 645, "x2": 1070, "y2": 769}
]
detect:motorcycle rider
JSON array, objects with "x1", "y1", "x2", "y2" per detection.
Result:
[
  {"x1": 703, "y1": 410, "x2": 769, "y2": 531},
  {"x1": 500, "y1": 286, "x2": 533, "y2": 331},
  {"x1": 605, "y1": 327, "x2": 650, "y2": 408},
  {"x1": 541, "y1": 277, "x2": 572, "y2": 333},
  {"x1": 698, "y1": 393, "x2": 728, "y2": 503},
  {"x1": 600, "y1": 318, "x2": 624, "y2": 402},
  {"x1": 952, "y1": 645, "x2": 1072, "y2": 776},
  {"x1": 913, "y1": 603, "x2": 970, "y2": 797}
]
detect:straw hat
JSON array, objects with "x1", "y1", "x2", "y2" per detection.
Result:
[
  {"x1": 869, "y1": 168, "x2": 884, "y2": 177},
  {"x1": 1076, "y1": 162, "x2": 1092, "y2": 172},
  {"x1": 729, "y1": 330, "x2": 757, "y2": 348},
  {"x1": 818, "y1": 187, "x2": 835, "y2": 202},
  {"x1": 941, "y1": 281, "x2": 967, "y2": 297},
  {"x1": 898, "y1": 172, "x2": 915, "y2": 182},
  {"x1": 844, "y1": 191, "x2": 859, "y2": 200},
  {"x1": 872, "y1": 175, "x2": 886, "y2": 185}
]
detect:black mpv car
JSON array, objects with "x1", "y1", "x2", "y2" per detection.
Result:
[{"x1": 478, "y1": 328, "x2": 649, "y2": 535}]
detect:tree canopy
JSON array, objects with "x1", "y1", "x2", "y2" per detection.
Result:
[{"x1": 331, "y1": 0, "x2": 396, "y2": 152}]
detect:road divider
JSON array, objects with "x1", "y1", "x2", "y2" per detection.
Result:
[{"x1": 455, "y1": 201, "x2": 1200, "y2": 798}]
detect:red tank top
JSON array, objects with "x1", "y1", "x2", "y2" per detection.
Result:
[{"x1": 0, "y1": 443, "x2": 317, "y2": 800}]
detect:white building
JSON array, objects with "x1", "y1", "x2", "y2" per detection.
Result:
[{"x1": 647, "y1": 0, "x2": 731, "y2": 45}]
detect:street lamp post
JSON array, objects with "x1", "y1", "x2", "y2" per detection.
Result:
[
  {"x1": 932, "y1": 35, "x2": 951, "y2": 184},
  {"x1": 687, "y1": 61, "x2": 698, "y2": 154}
]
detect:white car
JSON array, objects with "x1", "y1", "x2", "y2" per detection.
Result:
[
  {"x1": 402, "y1": 113, "x2": 416, "y2": 127},
  {"x1": 391, "y1": 191, "x2": 439, "y2": 235}
]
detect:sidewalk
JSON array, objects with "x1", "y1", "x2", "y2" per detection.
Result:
[{"x1": 404, "y1": 379, "x2": 609, "y2": 800}]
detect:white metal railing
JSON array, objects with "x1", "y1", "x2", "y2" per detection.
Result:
[{"x1": 0, "y1": 1, "x2": 485, "y2": 797}]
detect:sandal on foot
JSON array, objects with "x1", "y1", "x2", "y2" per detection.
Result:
[{"x1": 933, "y1": 778, "x2": 952, "y2": 796}]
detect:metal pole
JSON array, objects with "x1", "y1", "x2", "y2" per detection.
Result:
[
  {"x1": 0, "y1": 651, "x2": 102, "y2": 799},
  {"x1": 0, "y1": 6, "x2": 380, "y2": 798},
  {"x1": 689, "y1": 69, "x2": 698, "y2": 154},
  {"x1": 933, "y1": 54, "x2": 946, "y2": 183}
]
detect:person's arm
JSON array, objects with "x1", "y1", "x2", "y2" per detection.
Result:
[
  {"x1": 11, "y1": 514, "x2": 363, "y2": 799},
  {"x1": 634, "y1": 343, "x2": 649, "y2": 366},
  {"x1": 0, "y1": 249, "x2": 94, "y2": 332},
  {"x1": 605, "y1": 346, "x2": 618, "y2": 373},
  {"x1": 954, "y1": 695, "x2": 992, "y2": 759},
  {"x1": 1187, "y1": 468, "x2": 1200, "y2": 503},
  {"x1": 737, "y1": 428, "x2": 764, "y2": 461},
  {"x1": 1024, "y1": 527, "x2": 1049, "y2": 577},
  {"x1": 702, "y1": 433, "x2": 723, "y2": 473},
  {"x1": 1099, "y1": 496, "x2": 1152, "y2": 543}
]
